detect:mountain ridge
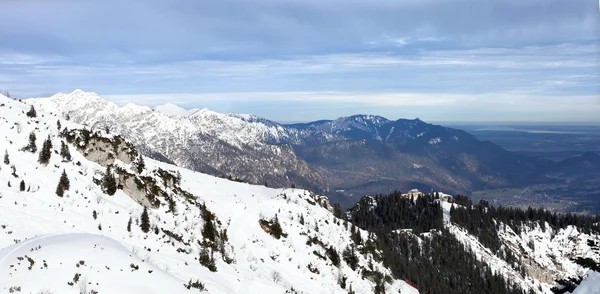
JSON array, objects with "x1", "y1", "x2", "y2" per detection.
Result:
[{"x1": 29, "y1": 90, "x2": 599, "y2": 207}]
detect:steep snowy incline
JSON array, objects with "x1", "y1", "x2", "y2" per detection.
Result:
[
  {"x1": 29, "y1": 90, "x2": 327, "y2": 191},
  {"x1": 0, "y1": 94, "x2": 417, "y2": 294},
  {"x1": 441, "y1": 201, "x2": 600, "y2": 293}
]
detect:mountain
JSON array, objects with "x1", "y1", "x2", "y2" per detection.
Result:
[
  {"x1": 279, "y1": 116, "x2": 555, "y2": 202},
  {"x1": 30, "y1": 90, "x2": 327, "y2": 193},
  {"x1": 347, "y1": 192, "x2": 600, "y2": 293},
  {"x1": 557, "y1": 151, "x2": 600, "y2": 174},
  {"x1": 3, "y1": 93, "x2": 600, "y2": 293},
  {"x1": 0, "y1": 93, "x2": 417, "y2": 293},
  {"x1": 29, "y1": 90, "x2": 596, "y2": 208}
]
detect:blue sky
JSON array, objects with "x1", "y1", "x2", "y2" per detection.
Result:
[{"x1": 1, "y1": 0, "x2": 599, "y2": 123}]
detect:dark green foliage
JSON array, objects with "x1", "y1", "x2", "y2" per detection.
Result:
[
  {"x1": 92, "y1": 210, "x2": 97, "y2": 220},
  {"x1": 19, "y1": 180, "x2": 25, "y2": 191},
  {"x1": 259, "y1": 214, "x2": 287, "y2": 239},
  {"x1": 55, "y1": 169, "x2": 70, "y2": 197},
  {"x1": 199, "y1": 248, "x2": 217, "y2": 272},
  {"x1": 60, "y1": 141, "x2": 71, "y2": 161},
  {"x1": 135, "y1": 153, "x2": 145, "y2": 173},
  {"x1": 140, "y1": 206, "x2": 150, "y2": 233},
  {"x1": 185, "y1": 279, "x2": 206, "y2": 291},
  {"x1": 38, "y1": 136, "x2": 52, "y2": 165},
  {"x1": 573, "y1": 257, "x2": 600, "y2": 272},
  {"x1": 201, "y1": 206, "x2": 217, "y2": 244},
  {"x1": 3, "y1": 150, "x2": 9, "y2": 164},
  {"x1": 102, "y1": 166, "x2": 117, "y2": 196},
  {"x1": 349, "y1": 191, "x2": 526, "y2": 294},
  {"x1": 326, "y1": 246, "x2": 340, "y2": 267},
  {"x1": 349, "y1": 191, "x2": 443, "y2": 235},
  {"x1": 342, "y1": 246, "x2": 359, "y2": 270},
  {"x1": 22, "y1": 131, "x2": 37, "y2": 153},
  {"x1": 450, "y1": 196, "x2": 600, "y2": 265},
  {"x1": 333, "y1": 202, "x2": 342, "y2": 219},
  {"x1": 26, "y1": 105, "x2": 36, "y2": 117},
  {"x1": 98, "y1": 223, "x2": 102, "y2": 231},
  {"x1": 127, "y1": 217, "x2": 132, "y2": 232}
]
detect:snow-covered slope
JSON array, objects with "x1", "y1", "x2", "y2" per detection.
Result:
[
  {"x1": 440, "y1": 201, "x2": 600, "y2": 293},
  {"x1": 0, "y1": 94, "x2": 417, "y2": 293},
  {"x1": 29, "y1": 90, "x2": 327, "y2": 191}
]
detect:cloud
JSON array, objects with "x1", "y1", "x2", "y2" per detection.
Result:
[
  {"x1": 0, "y1": 0, "x2": 597, "y2": 59},
  {"x1": 0, "y1": 0, "x2": 598, "y2": 122}
]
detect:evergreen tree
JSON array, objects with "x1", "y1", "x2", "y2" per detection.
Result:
[
  {"x1": 135, "y1": 153, "x2": 145, "y2": 173},
  {"x1": 3, "y1": 150, "x2": 9, "y2": 165},
  {"x1": 55, "y1": 170, "x2": 70, "y2": 197},
  {"x1": 333, "y1": 202, "x2": 343, "y2": 219},
  {"x1": 19, "y1": 180, "x2": 25, "y2": 191},
  {"x1": 56, "y1": 119, "x2": 61, "y2": 131},
  {"x1": 127, "y1": 217, "x2": 132, "y2": 232},
  {"x1": 140, "y1": 206, "x2": 150, "y2": 233},
  {"x1": 38, "y1": 136, "x2": 52, "y2": 165},
  {"x1": 102, "y1": 166, "x2": 117, "y2": 196},
  {"x1": 23, "y1": 131, "x2": 37, "y2": 153},
  {"x1": 26, "y1": 105, "x2": 37, "y2": 118},
  {"x1": 60, "y1": 141, "x2": 71, "y2": 162}
]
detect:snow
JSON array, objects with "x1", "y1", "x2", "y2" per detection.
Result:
[
  {"x1": 0, "y1": 93, "x2": 418, "y2": 293},
  {"x1": 154, "y1": 103, "x2": 199, "y2": 117},
  {"x1": 572, "y1": 271, "x2": 600, "y2": 294},
  {"x1": 0, "y1": 234, "x2": 189, "y2": 294},
  {"x1": 428, "y1": 138, "x2": 441, "y2": 145}
]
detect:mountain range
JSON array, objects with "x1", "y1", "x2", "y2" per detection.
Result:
[
  {"x1": 30, "y1": 90, "x2": 600, "y2": 207},
  {"x1": 2, "y1": 91, "x2": 599, "y2": 293}
]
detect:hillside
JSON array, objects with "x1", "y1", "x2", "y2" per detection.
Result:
[
  {"x1": 348, "y1": 192, "x2": 600, "y2": 294},
  {"x1": 0, "y1": 94, "x2": 417, "y2": 293}
]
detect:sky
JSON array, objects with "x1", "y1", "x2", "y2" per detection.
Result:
[{"x1": 0, "y1": 0, "x2": 599, "y2": 123}]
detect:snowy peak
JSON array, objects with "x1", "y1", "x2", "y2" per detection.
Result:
[{"x1": 154, "y1": 103, "x2": 199, "y2": 117}]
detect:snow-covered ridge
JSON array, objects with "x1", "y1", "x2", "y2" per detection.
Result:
[
  {"x1": 0, "y1": 93, "x2": 417, "y2": 294},
  {"x1": 29, "y1": 90, "x2": 327, "y2": 190}
]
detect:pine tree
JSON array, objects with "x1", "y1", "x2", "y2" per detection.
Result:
[
  {"x1": 3, "y1": 150, "x2": 9, "y2": 165},
  {"x1": 19, "y1": 180, "x2": 25, "y2": 191},
  {"x1": 102, "y1": 166, "x2": 117, "y2": 196},
  {"x1": 24, "y1": 131, "x2": 37, "y2": 153},
  {"x1": 135, "y1": 153, "x2": 145, "y2": 173},
  {"x1": 127, "y1": 217, "x2": 132, "y2": 232},
  {"x1": 38, "y1": 136, "x2": 52, "y2": 165},
  {"x1": 26, "y1": 105, "x2": 37, "y2": 118},
  {"x1": 55, "y1": 170, "x2": 70, "y2": 197},
  {"x1": 333, "y1": 202, "x2": 342, "y2": 219},
  {"x1": 60, "y1": 141, "x2": 71, "y2": 162},
  {"x1": 140, "y1": 207, "x2": 150, "y2": 233},
  {"x1": 56, "y1": 119, "x2": 61, "y2": 131}
]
